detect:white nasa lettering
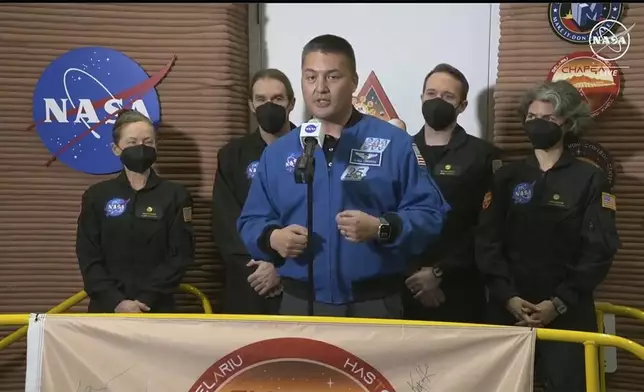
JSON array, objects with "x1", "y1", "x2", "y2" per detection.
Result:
[
  {"x1": 43, "y1": 98, "x2": 152, "y2": 125},
  {"x1": 591, "y1": 36, "x2": 627, "y2": 45}
]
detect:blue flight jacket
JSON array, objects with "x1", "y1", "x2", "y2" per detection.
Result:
[{"x1": 237, "y1": 114, "x2": 450, "y2": 304}]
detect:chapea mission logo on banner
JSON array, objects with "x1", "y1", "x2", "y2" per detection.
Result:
[
  {"x1": 31, "y1": 47, "x2": 175, "y2": 175},
  {"x1": 188, "y1": 338, "x2": 396, "y2": 392}
]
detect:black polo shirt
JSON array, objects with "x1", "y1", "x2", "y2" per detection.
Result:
[{"x1": 412, "y1": 125, "x2": 502, "y2": 277}]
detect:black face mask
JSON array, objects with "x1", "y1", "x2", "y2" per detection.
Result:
[
  {"x1": 120, "y1": 144, "x2": 157, "y2": 173},
  {"x1": 422, "y1": 98, "x2": 458, "y2": 131},
  {"x1": 255, "y1": 102, "x2": 287, "y2": 134},
  {"x1": 524, "y1": 118, "x2": 563, "y2": 150}
]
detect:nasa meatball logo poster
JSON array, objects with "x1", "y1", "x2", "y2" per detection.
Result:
[
  {"x1": 31, "y1": 47, "x2": 174, "y2": 175},
  {"x1": 25, "y1": 315, "x2": 536, "y2": 392}
]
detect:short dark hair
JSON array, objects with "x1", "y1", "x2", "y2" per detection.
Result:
[
  {"x1": 249, "y1": 68, "x2": 295, "y2": 103},
  {"x1": 301, "y1": 34, "x2": 357, "y2": 76},
  {"x1": 422, "y1": 63, "x2": 470, "y2": 101},
  {"x1": 112, "y1": 108, "x2": 154, "y2": 143}
]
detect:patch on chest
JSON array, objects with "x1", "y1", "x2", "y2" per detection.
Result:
[
  {"x1": 546, "y1": 192, "x2": 568, "y2": 208},
  {"x1": 285, "y1": 153, "x2": 300, "y2": 173},
  {"x1": 512, "y1": 182, "x2": 535, "y2": 204},
  {"x1": 349, "y1": 149, "x2": 382, "y2": 167},
  {"x1": 434, "y1": 164, "x2": 462, "y2": 176},
  {"x1": 104, "y1": 198, "x2": 129, "y2": 217},
  {"x1": 135, "y1": 204, "x2": 163, "y2": 220},
  {"x1": 341, "y1": 165, "x2": 370, "y2": 181},
  {"x1": 360, "y1": 137, "x2": 391, "y2": 153},
  {"x1": 246, "y1": 160, "x2": 259, "y2": 179}
]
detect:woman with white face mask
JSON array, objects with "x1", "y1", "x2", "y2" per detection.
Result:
[{"x1": 476, "y1": 80, "x2": 621, "y2": 392}]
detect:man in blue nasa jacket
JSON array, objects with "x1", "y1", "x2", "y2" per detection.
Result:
[{"x1": 237, "y1": 34, "x2": 450, "y2": 318}]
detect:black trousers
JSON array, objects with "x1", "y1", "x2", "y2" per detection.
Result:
[
  {"x1": 486, "y1": 297, "x2": 597, "y2": 392},
  {"x1": 87, "y1": 294, "x2": 176, "y2": 313},
  {"x1": 223, "y1": 263, "x2": 282, "y2": 315},
  {"x1": 402, "y1": 274, "x2": 486, "y2": 323}
]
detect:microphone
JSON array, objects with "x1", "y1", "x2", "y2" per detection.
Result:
[{"x1": 299, "y1": 118, "x2": 324, "y2": 157}]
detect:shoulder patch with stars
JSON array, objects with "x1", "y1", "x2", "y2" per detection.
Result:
[
  {"x1": 183, "y1": 206, "x2": 193, "y2": 222},
  {"x1": 601, "y1": 192, "x2": 616, "y2": 211},
  {"x1": 492, "y1": 159, "x2": 503, "y2": 173}
]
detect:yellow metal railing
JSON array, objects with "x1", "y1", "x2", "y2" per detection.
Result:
[
  {"x1": 595, "y1": 301, "x2": 644, "y2": 392},
  {"x1": 0, "y1": 283, "x2": 212, "y2": 351},
  {"x1": 1, "y1": 313, "x2": 643, "y2": 392}
]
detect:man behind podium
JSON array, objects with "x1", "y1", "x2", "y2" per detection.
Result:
[{"x1": 237, "y1": 34, "x2": 450, "y2": 318}]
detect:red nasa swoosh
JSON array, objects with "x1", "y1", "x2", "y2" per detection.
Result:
[{"x1": 35, "y1": 55, "x2": 177, "y2": 167}]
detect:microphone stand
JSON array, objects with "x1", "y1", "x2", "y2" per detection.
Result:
[{"x1": 294, "y1": 140, "x2": 316, "y2": 317}]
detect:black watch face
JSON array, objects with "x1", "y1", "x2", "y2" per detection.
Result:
[{"x1": 379, "y1": 225, "x2": 391, "y2": 239}]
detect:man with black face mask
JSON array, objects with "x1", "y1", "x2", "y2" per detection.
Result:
[
  {"x1": 212, "y1": 68, "x2": 297, "y2": 314},
  {"x1": 76, "y1": 109, "x2": 195, "y2": 314},
  {"x1": 476, "y1": 81, "x2": 620, "y2": 392},
  {"x1": 403, "y1": 63, "x2": 502, "y2": 324}
]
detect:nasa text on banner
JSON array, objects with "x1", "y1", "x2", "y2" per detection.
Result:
[
  {"x1": 32, "y1": 47, "x2": 172, "y2": 175},
  {"x1": 24, "y1": 315, "x2": 536, "y2": 392}
]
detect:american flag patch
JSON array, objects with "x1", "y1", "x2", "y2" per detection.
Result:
[
  {"x1": 412, "y1": 143, "x2": 426, "y2": 167},
  {"x1": 601, "y1": 192, "x2": 616, "y2": 211}
]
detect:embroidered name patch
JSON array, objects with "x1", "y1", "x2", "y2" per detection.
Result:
[
  {"x1": 412, "y1": 143, "x2": 426, "y2": 167},
  {"x1": 360, "y1": 137, "x2": 390, "y2": 153},
  {"x1": 349, "y1": 149, "x2": 382, "y2": 167},
  {"x1": 341, "y1": 165, "x2": 370, "y2": 181},
  {"x1": 104, "y1": 198, "x2": 128, "y2": 217},
  {"x1": 435, "y1": 164, "x2": 461, "y2": 176},
  {"x1": 602, "y1": 192, "x2": 617, "y2": 211},
  {"x1": 138, "y1": 205, "x2": 160, "y2": 219}
]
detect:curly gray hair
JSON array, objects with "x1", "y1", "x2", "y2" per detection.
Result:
[{"x1": 517, "y1": 80, "x2": 592, "y2": 134}]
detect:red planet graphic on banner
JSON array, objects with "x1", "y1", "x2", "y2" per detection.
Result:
[
  {"x1": 546, "y1": 51, "x2": 621, "y2": 117},
  {"x1": 188, "y1": 338, "x2": 396, "y2": 392}
]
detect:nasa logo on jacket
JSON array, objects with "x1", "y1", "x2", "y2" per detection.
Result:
[{"x1": 32, "y1": 47, "x2": 170, "y2": 175}]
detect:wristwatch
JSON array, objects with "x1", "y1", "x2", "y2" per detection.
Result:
[
  {"x1": 377, "y1": 217, "x2": 391, "y2": 241},
  {"x1": 551, "y1": 297, "x2": 568, "y2": 315},
  {"x1": 432, "y1": 267, "x2": 444, "y2": 278}
]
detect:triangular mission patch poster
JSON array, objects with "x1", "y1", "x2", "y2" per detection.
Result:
[{"x1": 353, "y1": 71, "x2": 399, "y2": 121}]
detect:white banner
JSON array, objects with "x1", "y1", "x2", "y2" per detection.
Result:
[{"x1": 25, "y1": 314, "x2": 536, "y2": 391}]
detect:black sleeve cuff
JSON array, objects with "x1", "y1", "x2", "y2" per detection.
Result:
[
  {"x1": 382, "y1": 212, "x2": 403, "y2": 243},
  {"x1": 258, "y1": 224, "x2": 284, "y2": 262}
]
